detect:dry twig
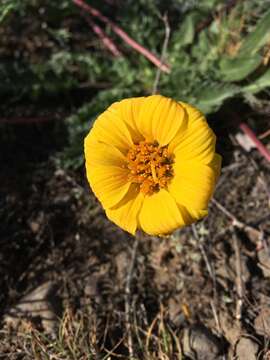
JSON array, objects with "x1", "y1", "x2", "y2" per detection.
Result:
[
  {"x1": 211, "y1": 198, "x2": 263, "y2": 241},
  {"x1": 232, "y1": 231, "x2": 244, "y2": 320},
  {"x1": 152, "y1": 13, "x2": 170, "y2": 94},
  {"x1": 72, "y1": 0, "x2": 170, "y2": 73},
  {"x1": 192, "y1": 225, "x2": 220, "y2": 324},
  {"x1": 125, "y1": 237, "x2": 139, "y2": 358},
  {"x1": 83, "y1": 14, "x2": 122, "y2": 57}
]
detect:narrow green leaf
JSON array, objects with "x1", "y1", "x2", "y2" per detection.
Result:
[
  {"x1": 219, "y1": 55, "x2": 262, "y2": 82},
  {"x1": 195, "y1": 84, "x2": 240, "y2": 113},
  {"x1": 242, "y1": 69, "x2": 270, "y2": 94},
  {"x1": 239, "y1": 9, "x2": 270, "y2": 56},
  {"x1": 0, "y1": 3, "x2": 14, "y2": 23},
  {"x1": 177, "y1": 12, "x2": 198, "y2": 47}
]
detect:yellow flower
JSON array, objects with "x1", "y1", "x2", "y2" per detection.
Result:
[{"x1": 84, "y1": 95, "x2": 221, "y2": 236}]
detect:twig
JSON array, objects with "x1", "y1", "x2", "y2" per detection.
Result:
[
  {"x1": 152, "y1": 13, "x2": 170, "y2": 94},
  {"x1": 239, "y1": 122, "x2": 270, "y2": 163},
  {"x1": 125, "y1": 236, "x2": 139, "y2": 358},
  {"x1": 72, "y1": 0, "x2": 170, "y2": 73},
  {"x1": 192, "y1": 225, "x2": 216, "y2": 285},
  {"x1": 192, "y1": 225, "x2": 225, "y2": 359},
  {"x1": 210, "y1": 300, "x2": 223, "y2": 342},
  {"x1": 258, "y1": 128, "x2": 270, "y2": 140},
  {"x1": 211, "y1": 198, "x2": 263, "y2": 241},
  {"x1": 233, "y1": 231, "x2": 244, "y2": 320},
  {"x1": 81, "y1": 13, "x2": 122, "y2": 57},
  {"x1": 192, "y1": 225, "x2": 219, "y2": 310}
]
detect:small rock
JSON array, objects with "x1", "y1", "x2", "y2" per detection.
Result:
[
  {"x1": 28, "y1": 212, "x2": 44, "y2": 234},
  {"x1": 258, "y1": 248, "x2": 270, "y2": 278},
  {"x1": 219, "y1": 312, "x2": 241, "y2": 345},
  {"x1": 183, "y1": 324, "x2": 223, "y2": 360},
  {"x1": 254, "y1": 307, "x2": 270, "y2": 337},
  {"x1": 168, "y1": 297, "x2": 186, "y2": 327},
  {"x1": 235, "y1": 133, "x2": 256, "y2": 152},
  {"x1": 235, "y1": 337, "x2": 259, "y2": 360},
  {"x1": 4, "y1": 282, "x2": 59, "y2": 333}
]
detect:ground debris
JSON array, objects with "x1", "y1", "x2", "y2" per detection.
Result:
[
  {"x1": 258, "y1": 246, "x2": 270, "y2": 278},
  {"x1": 234, "y1": 336, "x2": 259, "y2": 360},
  {"x1": 4, "y1": 281, "x2": 59, "y2": 333},
  {"x1": 182, "y1": 324, "x2": 224, "y2": 360},
  {"x1": 254, "y1": 306, "x2": 270, "y2": 337}
]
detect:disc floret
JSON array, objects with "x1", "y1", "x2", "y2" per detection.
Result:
[{"x1": 126, "y1": 140, "x2": 174, "y2": 195}]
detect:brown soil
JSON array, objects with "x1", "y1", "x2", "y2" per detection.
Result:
[{"x1": 0, "y1": 113, "x2": 270, "y2": 359}]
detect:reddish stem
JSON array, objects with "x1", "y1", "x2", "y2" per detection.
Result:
[
  {"x1": 72, "y1": 0, "x2": 170, "y2": 73},
  {"x1": 84, "y1": 14, "x2": 122, "y2": 57},
  {"x1": 239, "y1": 122, "x2": 270, "y2": 162}
]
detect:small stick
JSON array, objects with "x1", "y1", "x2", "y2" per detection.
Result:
[
  {"x1": 192, "y1": 225, "x2": 216, "y2": 283},
  {"x1": 211, "y1": 198, "x2": 263, "y2": 240},
  {"x1": 258, "y1": 128, "x2": 270, "y2": 140},
  {"x1": 72, "y1": 0, "x2": 170, "y2": 73},
  {"x1": 239, "y1": 122, "x2": 270, "y2": 163},
  {"x1": 233, "y1": 231, "x2": 243, "y2": 320},
  {"x1": 192, "y1": 224, "x2": 224, "y2": 345},
  {"x1": 82, "y1": 13, "x2": 122, "y2": 57},
  {"x1": 125, "y1": 236, "x2": 139, "y2": 358},
  {"x1": 152, "y1": 13, "x2": 170, "y2": 94}
]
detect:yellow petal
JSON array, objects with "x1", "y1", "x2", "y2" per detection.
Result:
[
  {"x1": 179, "y1": 101, "x2": 205, "y2": 124},
  {"x1": 92, "y1": 101, "x2": 134, "y2": 153},
  {"x1": 84, "y1": 133, "x2": 126, "y2": 167},
  {"x1": 136, "y1": 95, "x2": 187, "y2": 146},
  {"x1": 106, "y1": 185, "x2": 144, "y2": 235},
  {"x1": 168, "y1": 161, "x2": 218, "y2": 220},
  {"x1": 168, "y1": 101, "x2": 211, "y2": 154},
  {"x1": 88, "y1": 166, "x2": 130, "y2": 209},
  {"x1": 84, "y1": 140, "x2": 130, "y2": 208},
  {"x1": 119, "y1": 97, "x2": 145, "y2": 143},
  {"x1": 138, "y1": 189, "x2": 187, "y2": 235},
  {"x1": 173, "y1": 119, "x2": 216, "y2": 164}
]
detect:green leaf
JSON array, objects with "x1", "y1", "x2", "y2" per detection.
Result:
[
  {"x1": 195, "y1": 84, "x2": 240, "y2": 113},
  {"x1": 177, "y1": 12, "x2": 198, "y2": 47},
  {"x1": 239, "y1": 9, "x2": 270, "y2": 56},
  {"x1": 219, "y1": 55, "x2": 262, "y2": 82},
  {"x1": 0, "y1": 3, "x2": 15, "y2": 23},
  {"x1": 242, "y1": 69, "x2": 270, "y2": 94}
]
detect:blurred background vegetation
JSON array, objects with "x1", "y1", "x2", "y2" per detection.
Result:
[
  {"x1": 0, "y1": 0, "x2": 270, "y2": 167},
  {"x1": 0, "y1": 0, "x2": 270, "y2": 166}
]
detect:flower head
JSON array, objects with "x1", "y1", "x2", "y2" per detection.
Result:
[{"x1": 84, "y1": 95, "x2": 221, "y2": 236}]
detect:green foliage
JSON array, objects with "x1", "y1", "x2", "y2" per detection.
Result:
[
  {"x1": 219, "y1": 55, "x2": 262, "y2": 82},
  {"x1": 239, "y1": 9, "x2": 270, "y2": 56},
  {"x1": 0, "y1": 0, "x2": 269, "y2": 168}
]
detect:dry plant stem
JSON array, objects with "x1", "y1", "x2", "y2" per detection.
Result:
[
  {"x1": 192, "y1": 225, "x2": 219, "y2": 321},
  {"x1": 125, "y1": 236, "x2": 139, "y2": 359},
  {"x1": 152, "y1": 14, "x2": 170, "y2": 94},
  {"x1": 73, "y1": 0, "x2": 170, "y2": 73},
  {"x1": 232, "y1": 231, "x2": 244, "y2": 320},
  {"x1": 211, "y1": 198, "x2": 263, "y2": 240},
  {"x1": 258, "y1": 128, "x2": 270, "y2": 140},
  {"x1": 82, "y1": 13, "x2": 122, "y2": 57},
  {"x1": 192, "y1": 225, "x2": 216, "y2": 287},
  {"x1": 239, "y1": 122, "x2": 270, "y2": 163}
]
